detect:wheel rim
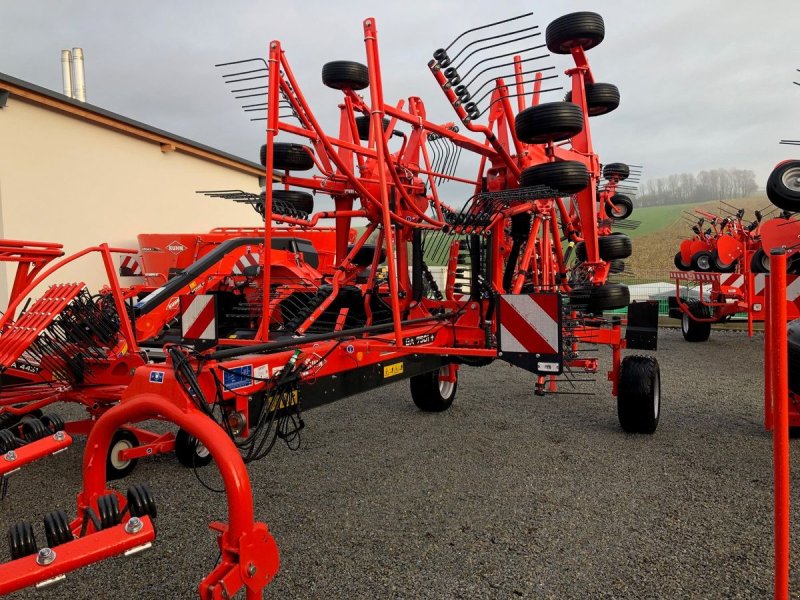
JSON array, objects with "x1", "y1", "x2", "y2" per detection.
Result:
[
  {"x1": 611, "y1": 203, "x2": 626, "y2": 217},
  {"x1": 438, "y1": 367, "x2": 455, "y2": 400},
  {"x1": 681, "y1": 312, "x2": 690, "y2": 335},
  {"x1": 697, "y1": 255, "x2": 710, "y2": 270},
  {"x1": 781, "y1": 166, "x2": 800, "y2": 193},
  {"x1": 653, "y1": 372, "x2": 661, "y2": 419},
  {"x1": 195, "y1": 441, "x2": 210, "y2": 459},
  {"x1": 110, "y1": 440, "x2": 133, "y2": 470},
  {"x1": 761, "y1": 253, "x2": 771, "y2": 272}
]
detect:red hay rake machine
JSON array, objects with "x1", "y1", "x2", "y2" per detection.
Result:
[{"x1": 0, "y1": 11, "x2": 660, "y2": 597}]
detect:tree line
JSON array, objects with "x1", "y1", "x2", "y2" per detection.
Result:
[{"x1": 635, "y1": 168, "x2": 759, "y2": 207}]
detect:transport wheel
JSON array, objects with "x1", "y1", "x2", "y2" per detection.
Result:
[
  {"x1": 514, "y1": 101, "x2": 584, "y2": 144},
  {"x1": 410, "y1": 365, "x2": 457, "y2": 412},
  {"x1": 107, "y1": 429, "x2": 139, "y2": 481},
  {"x1": 674, "y1": 252, "x2": 691, "y2": 271},
  {"x1": 519, "y1": 161, "x2": 589, "y2": 195},
  {"x1": 354, "y1": 115, "x2": 391, "y2": 141},
  {"x1": 766, "y1": 160, "x2": 800, "y2": 212},
  {"x1": 711, "y1": 250, "x2": 736, "y2": 273},
  {"x1": 126, "y1": 484, "x2": 158, "y2": 519},
  {"x1": 564, "y1": 82, "x2": 620, "y2": 116},
  {"x1": 43, "y1": 510, "x2": 73, "y2": 548},
  {"x1": 575, "y1": 234, "x2": 633, "y2": 261},
  {"x1": 271, "y1": 189, "x2": 315, "y2": 215},
  {"x1": 321, "y1": 60, "x2": 370, "y2": 90},
  {"x1": 603, "y1": 162, "x2": 630, "y2": 181},
  {"x1": 609, "y1": 259, "x2": 625, "y2": 274},
  {"x1": 260, "y1": 142, "x2": 315, "y2": 171},
  {"x1": 690, "y1": 250, "x2": 713, "y2": 272},
  {"x1": 175, "y1": 428, "x2": 213, "y2": 468},
  {"x1": 681, "y1": 299, "x2": 711, "y2": 342},
  {"x1": 546, "y1": 12, "x2": 605, "y2": 54},
  {"x1": 751, "y1": 249, "x2": 770, "y2": 273},
  {"x1": 608, "y1": 194, "x2": 633, "y2": 219},
  {"x1": 788, "y1": 319, "x2": 800, "y2": 396},
  {"x1": 569, "y1": 283, "x2": 630, "y2": 313},
  {"x1": 8, "y1": 521, "x2": 37, "y2": 560},
  {"x1": 617, "y1": 355, "x2": 660, "y2": 434}
]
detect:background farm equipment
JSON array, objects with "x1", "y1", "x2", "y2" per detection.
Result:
[{"x1": 0, "y1": 10, "x2": 660, "y2": 596}]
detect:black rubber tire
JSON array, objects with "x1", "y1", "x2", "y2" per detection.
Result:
[
  {"x1": 410, "y1": 366, "x2": 457, "y2": 412},
  {"x1": 788, "y1": 319, "x2": 800, "y2": 396},
  {"x1": 519, "y1": 161, "x2": 589, "y2": 195},
  {"x1": 565, "y1": 82, "x2": 620, "y2": 116},
  {"x1": 175, "y1": 428, "x2": 212, "y2": 468},
  {"x1": 674, "y1": 252, "x2": 691, "y2": 271},
  {"x1": 546, "y1": 12, "x2": 605, "y2": 54},
  {"x1": 321, "y1": 60, "x2": 369, "y2": 90},
  {"x1": 514, "y1": 102, "x2": 584, "y2": 144},
  {"x1": 690, "y1": 250, "x2": 713, "y2": 272},
  {"x1": 107, "y1": 429, "x2": 139, "y2": 481},
  {"x1": 126, "y1": 484, "x2": 158, "y2": 519},
  {"x1": 711, "y1": 250, "x2": 736, "y2": 273},
  {"x1": 97, "y1": 494, "x2": 121, "y2": 529},
  {"x1": 44, "y1": 510, "x2": 73, "y2": 547},
  {"x1": 767, "y1": 160, "x2": 800, "y2": 212},
  {"x1": 575, "y1": 234, "x2": 633, "y2": 261},
  {"x1": 617, "y1": 355, "x2": 660, "y2": 434},
  {"x1": 8, "y1": 521, "x2": 37, "y2": 560},
  {"x1": 609, "y1": 259, "x2": 625, "y2": 274},
  {"x1": 751, "y1": 248, "x2": 770, "y2": 273},
  {"x1": 260, "y1": 143, "x2": 315, "y2": 171},
  {"x1": 272, "y1": 189, "x2": 314, "y2": 214},
  {"x1": 603, "y1": 163, "x2": 630, "y2": 181},
  {"x1": 681, "y1": 299, "x2": 712, "y2": 342},
  {"x1": 354, "y1": 116, "x2": 391, "y2": 141},
  {"x1": 608, "y1": 194, "x2": 633, "y2": 219},
  {"x1": 569, "y1": 283, "x2": 630, "y2": 313}
]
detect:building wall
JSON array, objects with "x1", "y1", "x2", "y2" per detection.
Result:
[{"x1": 0, "y1": 97, "x2": 261, "y2": 301}]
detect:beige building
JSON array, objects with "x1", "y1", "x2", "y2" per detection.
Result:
[{"x1": 0, "y1": 72, "x2": 266, "y2": 301}]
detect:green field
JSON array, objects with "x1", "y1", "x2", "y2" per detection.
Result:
[{"x1": 626, "y1": 202, "x2": 699, "y2": 238}]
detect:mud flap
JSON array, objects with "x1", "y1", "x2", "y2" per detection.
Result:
[
  {"x1": 625, "y1": 300, "x2": 658, "y2": 350},
  {"x1": 497, "y1": 292, "x2": 563, "y2": 375}
]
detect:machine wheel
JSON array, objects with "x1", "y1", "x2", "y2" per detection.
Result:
[
  {"x1": 711, "y1": 250, "x2": 736, "y2": 273},
  {"x1": 354, "y1": 115, "x2": 391, "y2": 141},
  {"x1": 175, "y1": 429, "x2": 212, "y2": 468},
  {"x1": 546, "y1": 11, "x2": 605, "y2": 54},
  {"x1": 674, "y1": 252, "x2": 691, "y2": 271},
  {"x1": 107, "y1": 429, "x2": 139, "y2": 481},
  {"x1": 321, "y1": 60, "x2": 370, "y2": 90},
  {"x1": 617, "y1": 355, "x2": 660, "y2": 434},
  {"x1": 766, "y1": 160, "x2": 800, "y2": 212},
  {"x1": 272, "y1": 189, "x2": 314, "y2": 214},
  {"x1": 681, "y1": 299, "x2": 712, "y2": 342},
  {"x1": 260, "y1": 142, "x2": 315, "y2": 171},
  {"x1": 570, "y1": 283, "x2": 630, "y2": 313},
  {"x1": 690, "y1": 250, "x2": 713, "y2": 272},
  {"x1": 8, "y1": 521, "x2": 37, "y2": 560},
  {"x1": 603, "y1": 162, "x2": 630, "y2": 181},
  {"x1": 43, "y1": 510, "x2": 73, "y2": 547},
  {"x1": 519, "y1": 161, "x2": 589, "y2": 195},
  {"x1": 575, "y1": 234, "x2": 632, "y2": 261},
  {"x1": 609, "y1": 259, "x2": 625, "y2": 274},
  {"x1": 410, "y1": 365, "x2": 457, "y2": 412},
  {"x1": 608, "y1": 194, "x2": 633, "y2": 219},
  {"x1": 514, "y1": 101, "x2": 584, "y2": 144},
  {"x1": 126, "y1": 484, "x2": 158, "y2": 519},
  {"x1": 751, "y1": 248, "x2": 770, "y2": 273},
  {"x1": 564, "y1": 82, "x2": 620, "y2": 116}
]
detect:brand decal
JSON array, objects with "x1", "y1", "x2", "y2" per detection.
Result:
[{"x1": 166, "y1": 241, "x2": 188, "y2": 255}]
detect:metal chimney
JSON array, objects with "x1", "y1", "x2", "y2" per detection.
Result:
[
  {"x1": 61, "y1": 49, "x2": 73, "y2": 98},
  {"x1": 71, "y1": 47, "x2": 86, "y2": 102}
]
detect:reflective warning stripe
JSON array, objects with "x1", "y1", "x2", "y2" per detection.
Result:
[
  {"x1": 721, "y1": 274, "x2": 743, "y2": 288},
  {"x1": 499, "y1": 294, "x2": 559, "y2": 354},
  {"x1": 181, "y1": 295, "x2": 216, "y2": 340},
  {"x1": 232, "y1": 252, "x2": 260, "y2": 275},
  {"x1": 119, "y1": 256, "x2": 143, "y2": 276}
]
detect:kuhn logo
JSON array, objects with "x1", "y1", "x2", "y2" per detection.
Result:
[
  {"x1": 166, "y1": 241, "x2": 187, "y2": 255},
  {"x1": 167, "y1": 297, "x2": 180, "y2": 311}
]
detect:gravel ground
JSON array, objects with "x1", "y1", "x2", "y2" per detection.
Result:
[{"x1": 4, "y1": 327, "x2": 798, "y2": 599}]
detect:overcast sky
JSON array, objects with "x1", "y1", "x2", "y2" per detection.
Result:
[{"x1": 2, "y1": 0, "x2": 798, "y2": 189}]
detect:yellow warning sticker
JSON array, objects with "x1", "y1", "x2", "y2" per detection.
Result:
[{"x1": 383, "y1": 362, "x2": 404, "y2": 378}]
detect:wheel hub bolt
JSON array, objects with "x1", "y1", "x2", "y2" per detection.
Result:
[
  {"x1": 125, "y1": 517, "x2": 143, "y2": 534},
  {"x1": 247, "y1": 563, "x2": 257, "y2": 576},
  {"x1": 36, "y1": 547, "x2": 56, "y2": 566}
]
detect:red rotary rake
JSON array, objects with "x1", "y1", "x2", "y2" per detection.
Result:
[{"x1": 0, "y1": 11, "x2": 660, "y2": 597}]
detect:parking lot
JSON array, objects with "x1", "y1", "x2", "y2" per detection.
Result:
[{"x1": 5, "y1": 327, "x2": 798, "y2": 599}]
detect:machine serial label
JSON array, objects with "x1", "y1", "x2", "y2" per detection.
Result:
[
  {"x1": 383, "y1": 363, "x2": 404, "y2": 378},
  {"x1": 224, "y1": 365, "x2": 253, "y2": 390},
  {"x1": 13, "y1": 361, "x2": 40, "y2": 374},
  {"x1": 403, "y1": 333, "x2": 435, "y2": 346}
]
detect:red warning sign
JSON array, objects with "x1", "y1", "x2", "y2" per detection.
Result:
[
  {"x1": 497, "y1": 292, "x2": 563, "y2": 375},
  {"x1": 180, "y1": 295, "x2": 217, "y2": 342}
]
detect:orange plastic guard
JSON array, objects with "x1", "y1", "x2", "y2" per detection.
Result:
[
  {"x1": 0, "y1": 431, "x2": 72, "y2": 476},
  {"x1": 0, "y1": 516, "x2": 155, "y2": 595}
]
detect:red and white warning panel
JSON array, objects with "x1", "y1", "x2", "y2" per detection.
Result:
[
  {"x1": 232, "y1": 252, "x2": 260, "y2": 276},
  {"x1": 180, "y1": 295, "x2": 217, "y2": 342},
  {"x1": 497, "y1": 292, "x2": 563, "y2": 375},
  {"x1": 119, "y1": 255, "x2": 143, "y2": 277}
]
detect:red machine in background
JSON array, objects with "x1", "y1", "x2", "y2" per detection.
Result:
[{"x1": 0, "y1": 11, "x2": 660, "y2": 597}]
